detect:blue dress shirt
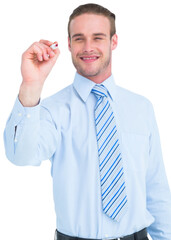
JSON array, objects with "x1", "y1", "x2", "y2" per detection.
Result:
[{"x1": 4, "y1": 73, "x2": 171, "y2": 239}]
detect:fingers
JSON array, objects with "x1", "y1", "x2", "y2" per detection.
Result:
[
  {"x1": 39, "y1": 39, "x2": 59, "y2": 54},
  {"x1": 33, "y1": 43, "x2": 51, "y2": 62},
  {"x1": 39, "y1": 39, "x2": 53, "y2": 46},
  {"x1": 25, "y1": 40, "x2": 60, "y2": 62}
]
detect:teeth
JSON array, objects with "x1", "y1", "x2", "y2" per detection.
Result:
[{"x1": 82, "y1": 57, "x2": 98, "y2": 60}]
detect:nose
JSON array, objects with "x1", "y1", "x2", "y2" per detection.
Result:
[{"x1": 83, "y1": 39, "x2": 94, "y2": 53}]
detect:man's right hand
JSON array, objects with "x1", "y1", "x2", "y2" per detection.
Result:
[{"x1": 19, "y1": 40, "x2": 60, "y2": 107}]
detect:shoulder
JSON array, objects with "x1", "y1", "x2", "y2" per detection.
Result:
[
  {"x1": 115, "y1": 85, "x2": 156, "y2": 133},
  {"x1": 41, "y1": 84, "x2": 74, "y2": 108},
  {"x1": 116, "y1": 85, "x2": 153, "y2": 109}
]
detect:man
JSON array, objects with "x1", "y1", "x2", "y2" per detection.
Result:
[{"x1": 4, "y1": 3, "x2": 171, "y2": 240}]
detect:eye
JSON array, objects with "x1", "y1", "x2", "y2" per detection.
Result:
[
  {"x1": 75, "y1": 38, "x2": 84, "y2": 41},
  {"x1": 94, "y1": 37, "x2": 103, "y2": 40}
]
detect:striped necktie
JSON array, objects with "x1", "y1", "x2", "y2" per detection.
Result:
[{"x1": 92, "y1": 84, "x2": 128, "y2": 221}]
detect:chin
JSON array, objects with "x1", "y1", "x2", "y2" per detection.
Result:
[{"x1": 78, "y1": 68, "x2": 100, "y2": 78}]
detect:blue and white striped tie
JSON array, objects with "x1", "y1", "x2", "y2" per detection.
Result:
[{"x1": 92, "y1": 84, "x2": 128, "y2": 221}]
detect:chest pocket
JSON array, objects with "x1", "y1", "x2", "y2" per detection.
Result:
[{"x1": 121, "y1": 131, "x2": 149, "y2": 173}]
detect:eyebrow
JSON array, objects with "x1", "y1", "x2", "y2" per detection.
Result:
[
  {"x1": 72, "y1": 33, "x2": 107, "y2": 39},
  {"x1": 93, "y1": 33, "x2": 107, "y2": 37},
  {"x1": 72, "y1": 33, "x2": 84, "y2": 39}
]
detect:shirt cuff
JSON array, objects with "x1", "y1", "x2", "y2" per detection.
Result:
[{"x1": 11, "y1": 96, "x2": 40, "y2": 125}]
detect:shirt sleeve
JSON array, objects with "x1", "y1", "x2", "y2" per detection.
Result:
[
  {"x1": 3, "y1": 97, "x2": 59, "y2": 166},
  {"x1": 146, "y1": 101, "x2": 171, "y2": 239}
]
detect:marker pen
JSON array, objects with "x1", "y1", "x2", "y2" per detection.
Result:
[{"x1": 50, "y1": 42, "x2": 58, "y2": 50}]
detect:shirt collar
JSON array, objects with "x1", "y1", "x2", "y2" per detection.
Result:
[{"x1": 73, "y1": 72, "x2": 116, "y2": 102}]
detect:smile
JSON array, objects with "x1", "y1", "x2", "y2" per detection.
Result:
[{"x1": 80, "y1": 56, "x2": 100, "y2": 62}]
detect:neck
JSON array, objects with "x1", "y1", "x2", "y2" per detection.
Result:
[{"x1": 77, "y1": 71, "x2": 112, "y2": 84}]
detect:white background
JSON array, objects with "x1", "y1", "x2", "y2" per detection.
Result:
[{"x1": 0, "y1": 0, "x2": 171, "y2": 239}]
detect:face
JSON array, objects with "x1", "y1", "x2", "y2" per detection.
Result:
[{"x1": 68, "y1": 14, "x2": 118, "y2": 83}]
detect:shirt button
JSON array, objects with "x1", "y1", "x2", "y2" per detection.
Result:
[
  {"x1": 18, "y1": 113, "x2": 22, "y2": 116},
  {"x1": 26, "y1": 114, "x2": 31, "y2": 118},
  {"x1": 14, "y1": 139, "x2": 17, "y2": 143},
  {"x1": 105, "y1": 234, "x2": 108, "y2": 238}
]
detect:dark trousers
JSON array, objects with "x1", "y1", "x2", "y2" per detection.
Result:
[{"x1": 54, "y1": 229, "x2": 149, "y2": 240}]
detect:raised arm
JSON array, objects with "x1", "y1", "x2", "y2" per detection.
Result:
[{"x1": 4, "y1": 40, "x2": 60, "y2": 166}]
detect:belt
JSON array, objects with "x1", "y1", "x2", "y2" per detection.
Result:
[{"x1": 55, "y1": 228, "x2": 147, "y2": 240}]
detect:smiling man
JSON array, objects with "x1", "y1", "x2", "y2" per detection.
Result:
[
  {"x1": 4, "y1": 3, "x2": 171, "y2": 240},
  {"x1": 68, "y1": 13, "x2": 117, "y2": 82}
]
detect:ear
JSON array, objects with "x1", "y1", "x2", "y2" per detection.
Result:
[
  {"x1": 111, "y1": 34, "x2": 118, "y2": 50},
  {"x1": 68, "y1": 36, "x2": 71, "y2": 52}
]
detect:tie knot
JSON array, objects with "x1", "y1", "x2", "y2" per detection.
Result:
[{"x1": 91, "y1": 84, "x2": 108, "y2": 99}]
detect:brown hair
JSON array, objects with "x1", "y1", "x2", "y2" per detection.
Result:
[{"x1": 68, "y1": 3, "x2": 116, "y2": 39}]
